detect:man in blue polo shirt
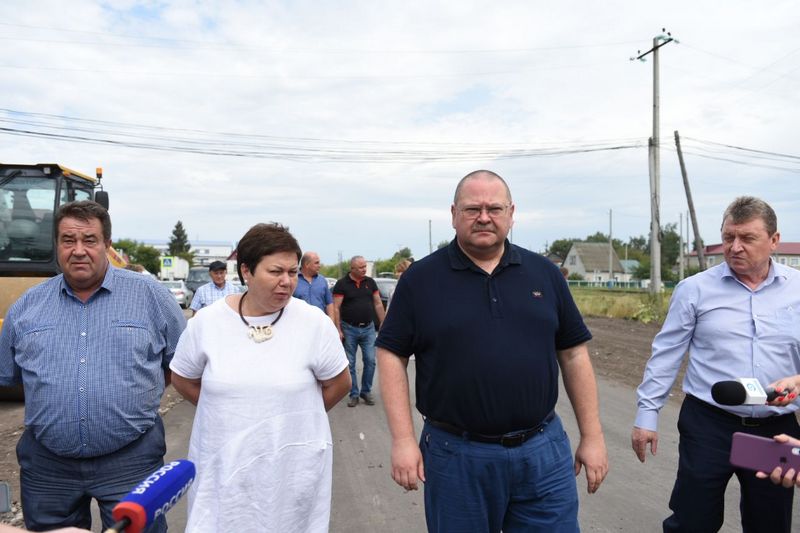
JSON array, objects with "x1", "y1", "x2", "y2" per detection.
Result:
[
  {"x1": 377, "y1": 170, "x2": 608, "y2": 532},
  {"x1": 294, "y1": 251, "x2": 335, "y2": 321}
]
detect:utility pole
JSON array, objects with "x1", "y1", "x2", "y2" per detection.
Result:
[
  {"x1": 674, "y1": 130, "x2": 706, "y2": 270},
  {"x1": 608, "y1": 209, "x2": 613, "y2": 286},
  {"x1": 428, "y1": 219, "x2": 432, "y2": 255},
  {"x1": 679, "y1": 212, "x2": 684, "y2": 280},
  {"x1": 632, "y1": 29, "x2": 677, "y2": 294}
]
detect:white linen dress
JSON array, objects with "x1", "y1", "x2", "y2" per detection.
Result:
[{"x1": 170, "y1": 296, "x2": 348, "y2": 532}]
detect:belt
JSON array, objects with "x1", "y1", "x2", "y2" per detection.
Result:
[
  {"x1": 426, "y1": 411, "x2": 555, "y2": 447},
  {"x1": 344, "y1": 320, "x2": 372, "y2": 328},
  {"x1": 686, "y1": 394, "x2": 795, "y2": 427}
]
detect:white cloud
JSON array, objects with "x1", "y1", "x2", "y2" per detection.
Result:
[{"x1": 1, "y1": 0, "x2": 799, "y2": 263}]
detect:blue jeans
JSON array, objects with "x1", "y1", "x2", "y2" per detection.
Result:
[
  {"x1": 421, "y1": 414, "x2": 578, "y2": 533},
  {"x1": 341, "y1": 321, "x2": 376, "y2": 398},
  {"x1": 16, "y1": 417, "x2": 168, "y2": 532}
]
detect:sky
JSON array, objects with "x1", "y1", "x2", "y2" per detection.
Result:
[{"x1": 1, "y1": 1, "x2": 799, "y2": 265}]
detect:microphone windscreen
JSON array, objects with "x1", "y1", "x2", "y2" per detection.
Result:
[
  {"x1": 711, "y1": 380, "x2": 747, "y2": 406},
  {"x1": 112, "y1": 459, "x2": 195, "y2": 533}
]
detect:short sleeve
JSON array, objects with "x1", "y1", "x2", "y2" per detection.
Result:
[
  {"x1": 169, "y1": 319, "x2": 207, "y2": 379},
  {"x1": 312, "y1": 317, "x2": 348, "y2": 381}
]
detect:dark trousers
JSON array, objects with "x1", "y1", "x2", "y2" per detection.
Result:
[
  {"x1": 421, "y1": 414, "x2": 578, "y2": 532},
  {"x1": 664, "y1": 396, "x2": 800, "y2": 533},
  {"x1": 16, "y1": 417, "x2": 168, "y2": 532}
]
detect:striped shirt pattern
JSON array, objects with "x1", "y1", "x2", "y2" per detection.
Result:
[{"x1": 0, "y1": 267, "x2": 186, "y2": 458}]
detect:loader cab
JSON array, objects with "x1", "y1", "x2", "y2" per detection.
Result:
[{"x1": 0, "y1": 164, "x2": 102, "y2": 275}]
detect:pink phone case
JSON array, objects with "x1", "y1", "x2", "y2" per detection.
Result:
[{"x1": 729, "y1": 432, "x2": 800, "y2": 473}]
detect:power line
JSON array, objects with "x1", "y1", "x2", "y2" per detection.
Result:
[{"x1": 681, "y1": 136, "x2": 800, "y2": 162}]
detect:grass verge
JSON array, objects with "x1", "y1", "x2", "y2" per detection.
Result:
[{"x1": 570, "y1": 288, "x2": 672, "y2": 324}]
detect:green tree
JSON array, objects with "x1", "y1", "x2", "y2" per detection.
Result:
[
  {"x1": 168, "y1": 221, "x2": 191, "y2": 255},
  {"x1": 114, "y1": 238, "x2": 162, "y2": 275},
  {"x1": 437, "y1": 240, "x2": 449, "y2": 250},
  {"x1": 548, "y1": 238, "x2": 577, "y2": 260},
  {"x1": 632, "y1": 223, "x2": 683, "y2": 282},
  {"x1": 374, "y1": 247, "x2": 414, "y2": 277},
  {"x1": 320, "y1": 260, "x2": 349, "y2": 279},
  {"x1": 661, "y1": 223, "x2": 681, "y2": 272}
]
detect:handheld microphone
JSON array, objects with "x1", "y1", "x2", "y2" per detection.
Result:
[
  {"x1": 711, "y1": 378, "x2": 788, "y2": 406},
  {"x1": 104, "y1": 459, "x2": 195, "y2": 533}
]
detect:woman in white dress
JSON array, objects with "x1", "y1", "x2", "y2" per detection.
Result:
[{"x1": 170, "y1": 223, "x2": 351, "y2": 532}]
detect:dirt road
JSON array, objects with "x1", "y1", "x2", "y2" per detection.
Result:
[{"x1": 1, "y1": 316, "x2": 795, "y2": 531}]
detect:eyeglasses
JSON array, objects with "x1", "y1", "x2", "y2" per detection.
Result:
[{"x1": 457, "y1": 204, "x2": 511, "y2": 219}]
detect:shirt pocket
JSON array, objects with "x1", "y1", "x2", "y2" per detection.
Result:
[
  {"x1": 15, "y1": 324, "x2": 58, "y2": 370},
  {"x1": 771, "y1": 306, "x2": 800, "y2": 342},
  {"x1": 110, "y1": 320, "x2": 156, "y2": 368}
]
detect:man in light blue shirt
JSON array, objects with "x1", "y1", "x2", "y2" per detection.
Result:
[
  {"x1": 190, "y1": 260, "x2": 239, "y2": 316},
  {"x1": 293, "y1": 251, "x2": 335, "y2": 322},
  {"x1": 632, "y1": 196, "x2": 800, "y2": 532},
  {"x1": 0, "y1": 201, "x2": 186, "y2": 532}
]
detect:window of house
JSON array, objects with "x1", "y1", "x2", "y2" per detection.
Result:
[
  {"x1": 780, "y1": 257, "x2": 787, "y2": 264},
  {"x1": 707, "y1": 257, "x2": 715, "y2": 265},
  {"x1": 569, "y1": 256, "x2": 576, "y2": 266},
  {"x1": 791, "y1": 257, "x2": 799, "y2": 266}
]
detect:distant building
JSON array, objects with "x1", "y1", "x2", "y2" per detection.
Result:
[
  {"x1": 688, "y1": 242, "x2": 800, "y2": 270},
  {"x1": 562, "y1": 242, "x2": 630, "y2": 282},
  {"x1": 543, "y1": 252, "x2": 564, "y2": 265},
  {"x1": 142, "y1": 239, "x2": 234, "y2": 267}
]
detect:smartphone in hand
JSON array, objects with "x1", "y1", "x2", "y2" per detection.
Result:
[{"x1": 730, "y1": 432, "x2": 800, "y2": 473}]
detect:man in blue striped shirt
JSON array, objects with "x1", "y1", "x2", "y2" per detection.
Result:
[
  {"x1": 189, "y1": 260, "x2": 239, "y2": 316},
  {"x1": 0, "y1": 201, "x2": 186, "y2": 532}
]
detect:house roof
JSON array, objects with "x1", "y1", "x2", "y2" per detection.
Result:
[
  {"x1": 568, "y1": 242, "x2": 624, "y2": 272},
  {"x1": 619, "y1": 259, "x2": 640, "y2": 273},
  {"x1": 689, "y1": 242, "x2": 800, "y2": 256}
]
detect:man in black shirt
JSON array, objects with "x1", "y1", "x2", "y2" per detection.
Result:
[
  {"x1": 376, "y1": 170, "x2": 608, "y2": 532},
  {"x1": 333, "y1": 256, "x2": 386, "y2": 407}
]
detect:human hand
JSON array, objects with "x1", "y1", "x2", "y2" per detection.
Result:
[
  {"x1": 766, "y1": 375, "x2": 800, "y2": 406},
  {"x1": 631, "y1": 427, "x2": 658, "y2": 463},
  {"x1": 390, "y1": 436, "x2": 425, "y2": 491},
  {"x1": 574, "y1": 433, "x2": 608, "y2": 494},
  {"x1": 755, "y1": 434, "x2": 800, "y2": 488}
]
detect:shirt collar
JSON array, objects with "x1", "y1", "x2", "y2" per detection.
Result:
[
  {"x1": 447, "y1": 238, "x2": 521, "y2": 273},
  {"x1": 60, "y1": 264, "x2": 115, "y2": 300},
  {"x1": 721, "y1": 259, "x2": 784, "y2": 289}
]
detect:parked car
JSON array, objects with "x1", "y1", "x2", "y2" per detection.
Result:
[
  {"x1": 161, "y1": 280, "x2": 193, "y2": 308},
  {"x1": 374, "y1": 277, "x2": 398, "y2": 310},
  {"x1": 185, "y1": 267, "x2": 210, "y2": 293}
]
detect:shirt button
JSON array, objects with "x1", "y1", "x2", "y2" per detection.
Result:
[
  {"x1": 492, "y1": 298, "x2": 498, "y2": 303},
  {"x1": 80, "y1": 417, "x2": 86, "y2": 422},
  {"x1": 83, "y1": 443, "x2": 87, "y2": 447},
  {"x1": 79, "y1": 387, "x2": 85, "y2": 392},
  {"x1": 80, "y1": 332, "x2": 86, "y2": 337},
  {"x1": 80, "y1": 358, "x2": 86, "y2": 363}
]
